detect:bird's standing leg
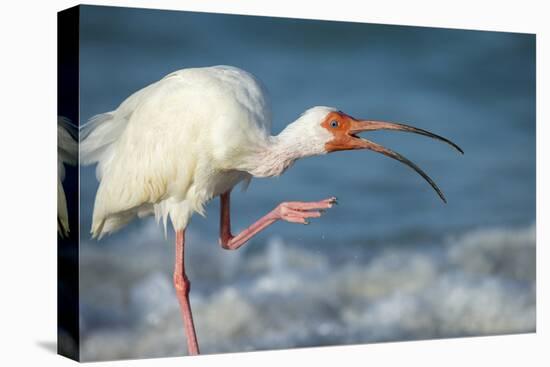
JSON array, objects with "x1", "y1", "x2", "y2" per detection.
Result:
[
  {"x1": 173, "y1": 229, "x2": 200, "y2": 355},
  {"x1": 219, "y1": 191, "x2": 336, "y2": 250}
]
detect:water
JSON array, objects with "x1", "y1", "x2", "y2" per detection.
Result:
[{"x1": 74, "y1": 5, "x2": 535, "y2": 361}]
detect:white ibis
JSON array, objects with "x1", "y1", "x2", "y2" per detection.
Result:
[{"x1": 81, "y1": 65, "x2": 462, "y2": 355}]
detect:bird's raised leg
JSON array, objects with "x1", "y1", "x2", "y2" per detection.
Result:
[
  {"x1": 173, "y1": 229, "x2": 200, "y2": 355},
  {"x1": 219, "y1": 191, "x2": 336, "y2": 250}
]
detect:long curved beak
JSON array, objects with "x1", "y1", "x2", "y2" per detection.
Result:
[{"x1": 349, "y1": 119, "x2": 463, "y2": 203}]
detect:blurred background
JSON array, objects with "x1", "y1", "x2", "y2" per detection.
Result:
[{"x1": 76, "y1": 5, "x2": 535, "y2": 361}]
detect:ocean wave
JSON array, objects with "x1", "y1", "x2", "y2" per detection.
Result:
[{"x1": 79, "y1": 221, "x2": 535, "y2": 360}]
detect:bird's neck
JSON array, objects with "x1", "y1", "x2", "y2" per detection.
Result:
[
  {"x1": 240, "y1": 124, "x2": 322, "y2": 178},
  {"x1": 244, "y1": 137, "x2": 297, "y2": 177}
]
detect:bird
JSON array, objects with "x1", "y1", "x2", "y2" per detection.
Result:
[
  {"x1": 58, "y1": 116, "x2": 78, "y2": 238},
  {"x1": 81, "y1": 65, "x2": 463, "y2": 356}
]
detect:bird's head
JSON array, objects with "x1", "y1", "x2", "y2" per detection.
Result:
[{"x1": 279, "y1": 106, "x2": 463, "y2": 202}]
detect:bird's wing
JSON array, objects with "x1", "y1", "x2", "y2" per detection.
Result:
[
  {"x1": 82, "y1": 66, "x2": 272, "y2": 238},
  {"x1": 82, "y1": 76, "x2": 200, "y2": 237}
]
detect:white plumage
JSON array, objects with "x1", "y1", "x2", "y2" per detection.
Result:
[
  {"x1": 57, "y1": 117, "x2": 78, "y2": 237},
  {"x1": 82, "y1": 66, "x2": 332, "y2": 238}
]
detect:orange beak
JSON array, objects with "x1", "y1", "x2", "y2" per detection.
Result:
[{"x1": 327, "y1": 115, "x2": 463, "y2": 203}]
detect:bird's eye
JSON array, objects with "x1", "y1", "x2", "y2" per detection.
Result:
[{"x1": 330, "y1": 120, "x2": 339, "y2": 128}]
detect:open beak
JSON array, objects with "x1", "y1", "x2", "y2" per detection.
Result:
[{"x1": 348, "y1": 119, "x2": 463, "y2": 203}]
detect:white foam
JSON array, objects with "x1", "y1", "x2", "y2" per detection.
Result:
[{"x1": 80, "y1": 222, "x2": 536, "y2": 360}]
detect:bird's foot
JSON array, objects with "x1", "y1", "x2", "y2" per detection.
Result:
[{"x1": 275, "y1": 197, "x2": 337, "y2": 224}]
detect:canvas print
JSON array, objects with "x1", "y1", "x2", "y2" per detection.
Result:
[{"x1": 57, "y1": 5, "x2": 536, "y2": 362}]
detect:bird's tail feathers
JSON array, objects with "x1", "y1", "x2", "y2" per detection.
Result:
[
  {"x1": 91, "y1": 211, "x2": 134, "y2": 240},
  {"x1": 57, "y1": 176, "x2": 70, "y2": 238},
  {"x1": 58, "y1": 117, "x2": 78, "y2": 166},
  {"x1": 80, "y1": 112, "x2": 127, "y2": 180}
]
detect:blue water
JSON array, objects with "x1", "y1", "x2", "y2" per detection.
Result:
[{"x1": 75, "y1": 5, "x2": 535, "y2": 361}]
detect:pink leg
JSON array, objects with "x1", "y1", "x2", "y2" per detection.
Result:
[
  {"x1": 173, "y1": 229, "x2": 200, "y2": 355},
  {"x1": 219, "y1": 191, "x2": 337, "y2": 250}
]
